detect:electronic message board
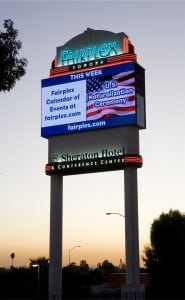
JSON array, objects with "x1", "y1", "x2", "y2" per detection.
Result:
[{"x1": 41, "y1": 62, "x2": 145, "y2": 137}]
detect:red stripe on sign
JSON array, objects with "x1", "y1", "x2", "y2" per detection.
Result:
[{"x1": 86, "y1": 106, "x2": 136, "y2": 118}]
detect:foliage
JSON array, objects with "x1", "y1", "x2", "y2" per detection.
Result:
[
  {"x1": 0, "y1": 258, "x2": 123, "y2": 298},
  {"x1": 117, "y1": 258, "x2": 126, "y2": 272},
  {"x1": 80, "y1": 259, "x2": 90, "y2": 272},
  {"x1": 29, "y1": 256, "x2": 49, "y2": 267},
  {"x1": 143, "y1": 209, "x2": 185, "y2": 299},
  {"x1": 0, "y1": 267, "x2": 38, "y2": 298},
  {"x1": 10, "y1": 252, "x2": 15, "y2": 268},
  {"x1": 62, "y1": 259, "x2": 119, "y2": 298},
  {"x1": 63, "y1": 263, "x2": 90, "y2": 298},
  {"x1": 0, "y1": 19, "x2": 27, "y2": 92},
  {"x1": 97, "y1": 259, "x2": 115, "y2": 273},
  {"x1": 10, "y1": 252, "x2": 15, "y2": 260}
]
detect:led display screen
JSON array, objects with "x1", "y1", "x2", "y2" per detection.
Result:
[{"x1": 41, "y1": 62, "x2": 145, "y2": 137}]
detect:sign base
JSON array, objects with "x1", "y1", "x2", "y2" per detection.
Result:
[
  {"x1": 49, "y1": 295, "x2": 62, "y2": 300},
  {"x1": 121, "y1": 284, "x2": 145, "y2": 300}
]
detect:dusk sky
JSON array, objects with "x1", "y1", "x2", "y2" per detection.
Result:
[{"x1": 0, "y1": 1, "x2": 185, "y2": 268}]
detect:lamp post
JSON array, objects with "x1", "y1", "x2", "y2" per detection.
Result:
[
  {"x1": 106, "y1": 212, "x2": 125, "y2": 218},
  {"x1": 32, "y1": 264, "x2": 40, "y2": 298},
  {"x1": 106, "y1": 212, "x2": 125, "y2": 270},
  {"x1": 68, "y1": 245, "x2": 81, "y2": 265}
]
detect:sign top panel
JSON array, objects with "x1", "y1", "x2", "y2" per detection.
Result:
[
  {"x1": 57, "y1": 29, "x2": 126, "y2": 67},
  {"x1": 49, "y1": 29, "x2": 137, "y2": 76}
]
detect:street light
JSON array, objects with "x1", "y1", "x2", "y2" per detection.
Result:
[
  {"x1": 106, "y1": 212, "x2": 125, "y2": 271},
  {"x1": 68, "y1": 245, "x2": 81, "y2": 265},
  {"x1": 32, "y1": 264, "x2": 40, "y2": 298},
  {"x1": 106, "y1": 212, "x2": 125, "y2": 218}
]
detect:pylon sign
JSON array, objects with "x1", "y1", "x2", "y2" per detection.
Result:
[
  {"x1": 43, "y1": 29, "x2": 146, "y2": 300},
  {"x1": 41, "y1": 28, "x2": 145, "y2": 175}
]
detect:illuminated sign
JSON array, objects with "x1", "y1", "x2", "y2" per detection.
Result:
[
  {"x1": 56, "y1": 29, "x2": 125, "y2": 68},
  {"x1": 69, "y1": 58, "x2": 106, "y2": 71},
  {"x1": 51, "y1": 148, "x2": 123, "y2": 163},
  {"x1": 41, "y1": 62, "x2": 145, "y2": 137},
  {"x1": 58, "y1": 41, "x2": 120, "y2": 67},
  {"x1": 45, "y1": 153, "x2": 143, "y2": 176},
  {"x1": 51, "y1": 29, "x2": 137, "y2": 75}
]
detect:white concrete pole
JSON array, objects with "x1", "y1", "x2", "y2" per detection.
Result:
[
  {"x1": 49, "y1": 175, "x2": 63, "y2": 300},
  {"x1": 124, "y1": 167, "x2": 140, "y2": 285}
]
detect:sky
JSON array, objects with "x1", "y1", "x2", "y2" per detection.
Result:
[{"x1": 0, "y1": 0, "x2": 185, "y2": 269}]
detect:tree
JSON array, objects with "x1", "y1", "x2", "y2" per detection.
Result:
[
  {"x1": 118, "y1": 259, "x2": 126, "y2": 272},
  {"x1": 143, "y1": 210, "x2": 185, "y2": 299},
  {"x1": 29, "y1": 256, "x2": 49, "y2": 268},
  {"x1": 10, "y1": 252, "x2": 15, "y2": 268},
  {"x1": 97, "y1": 259, "x2": 115, "y2": 274},
  {"x1": 80, "y1": 259, "x2": 89, "y2": 272},
  {"x1": 0, "y1": 19, "x2": 27, "y2": 92}
]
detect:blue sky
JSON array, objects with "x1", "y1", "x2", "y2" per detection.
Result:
[{"x1": 0, "y1": 0, "x2": 185, "y2": 268}]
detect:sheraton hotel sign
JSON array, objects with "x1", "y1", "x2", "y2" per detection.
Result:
[{"x1": 46, "y1": 148, "x2": 143, "y2": 175}]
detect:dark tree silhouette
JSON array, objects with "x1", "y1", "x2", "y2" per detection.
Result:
[
  {"x1": 10, "y1": 252, "x2": 15, "y2": 268},
  {"x1": 0, "y1": 19, "x2": 27, "y2": 92},
  {"x1": 29, "y1": 256, "x2": 49, "y2": 268},
  {"x1": 143, "y1": 210, "x2": 185, "y2": 299},
  {"x1": 97, "y1": 259, "x2": 115, "y2": 273},
  {"x1": 80, "y1": 259, "x2": 90, "y2": 272}
]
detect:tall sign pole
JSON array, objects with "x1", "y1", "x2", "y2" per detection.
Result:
[
  {"x1": 49, "y1": 175, "x2": 63, "y2": 299},
  {"x1": 122, "y1": 167, "x2": 145, "y2": 299},
  {"x1": 41, "y1": 28, "x2": 146, "y2": 300},
  {"x1": 121, "y1": 127, "x2": 145, "y2": 299},
  {"x1": 125, "y1": 166, "x2": 140, "y2": 285}
]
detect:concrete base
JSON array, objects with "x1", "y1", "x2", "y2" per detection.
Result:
[
  {"x1": 121, "y1": 284, "x2": 145, "y2": 300},
  {"x1": 49, "y1": 295, "x2": 62, "y2": 300}
]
